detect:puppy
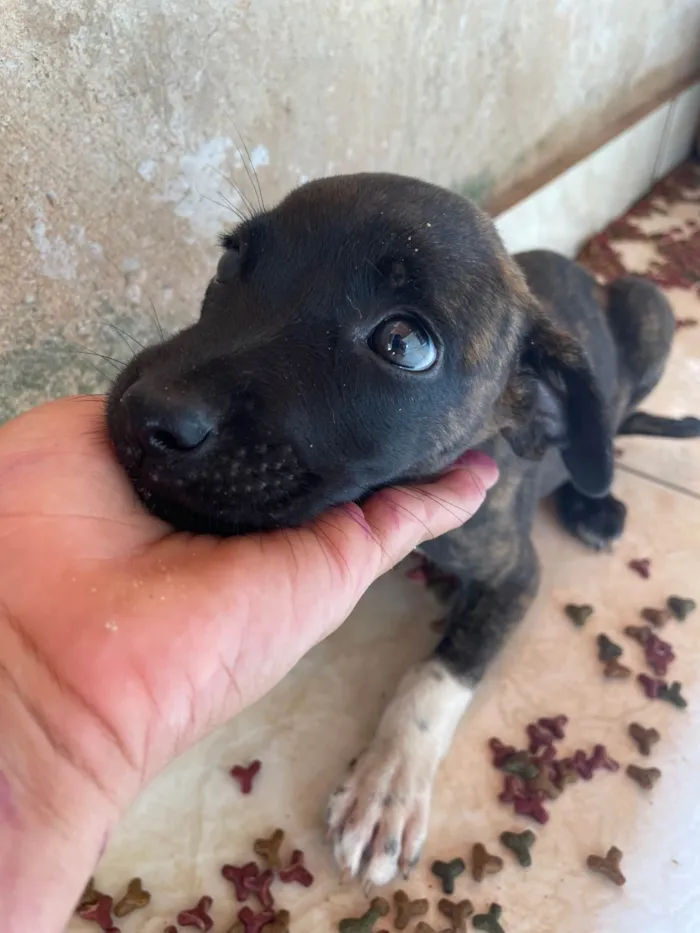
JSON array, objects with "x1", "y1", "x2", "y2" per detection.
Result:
[{"x1": 106, "y1": 173, "x2": 700, "y2": 885}]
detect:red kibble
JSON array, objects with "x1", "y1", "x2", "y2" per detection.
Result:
[
  {"x1": 638, "y1": 673, "x2": 665, "y2": 698},
  {"x1": 498, "y1": 775, "x2": 526, "y2": 804},
  {"x1": 77, "y1": 895, "x2": 115, "y2": 931},
  {"x1": 537, "y1": 715, "x2": 568, "y2": 740},
  {"x1": 178, "y1": 896, "x2": 214, "y2": 931},
  {"x1": 279, "y1": 849, "x2": 314, "y2": 887},
  {"x1": 164, "y1": 928, "x2": 178, "y2": 933},
  {"x1": 236, "y1": 906, "x2": 277, "y2": 933},
  {"x1": 628, "y1": 558, "x2": 651, "y2": 579},
  {"x1": 230, "y1": 760, "x2": 262, "y2": 794},
  {"x1": 513, "y1": 790, "x2": 550, "y2": 824},
  {"x1": 588, "y1": 744, "x2": 620, "y2": 773},
  {"x1": 566, "y1": 750, "x2": 594, "y2": 780},
  {"x1": 526, "y1": 723, "x2": 553, "y2": 754},
  {"x1": 222, "y1": 862, "x2": 260, "y2": 902},
  {"x1": 644, "y1": 633, "x2": 675, "y2": 677},
  {"x1": 245, "y1": 868, "x2": 275, "y2": 909},
  {"x1": 489, "y1": 737, "x2": 517, "y2": 767}
]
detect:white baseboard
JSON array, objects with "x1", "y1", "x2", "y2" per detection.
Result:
[{"x1": 494, "y1": 81, "x2": 700, "y2": 258}]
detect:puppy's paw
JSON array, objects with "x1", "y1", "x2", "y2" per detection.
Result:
[
  {"x1": 556, "y1": 484, "x2": 627, "y2": 551},
  {"x1": 326, "y1": 660, "x2": 473, "y2": 887},
  {"x1": 326, "y1": 739, "x2": 432, "y2": 886}
]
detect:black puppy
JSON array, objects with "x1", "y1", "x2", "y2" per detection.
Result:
[{"x1": 107, "y1": 173, "x2": 699, "y2": 885}]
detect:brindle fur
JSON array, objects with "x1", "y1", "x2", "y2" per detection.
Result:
[{"x1": 106, "y1": 173, "x2": 700, "y2": 691}]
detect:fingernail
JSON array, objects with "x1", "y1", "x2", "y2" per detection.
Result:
[{"x1": 452, "y1": 449, "x2": 498, "y2": 479}]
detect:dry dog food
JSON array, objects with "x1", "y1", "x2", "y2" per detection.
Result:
[
  {"x1": 667, "y1": 595, "x2": 696, "y2": 620},
  {"x1": 641, "y1": 606, "x2": 670, "y2": 628},
  {"x1": 222, "y1": 863, "x2": 260, "y2": 902},
  {"x1": 564, "y1": 603, "x2": 594, "y2": 627},
  {"x1": 596, "y1": 634, "x2": 623, "y2": 661},
  {"x1": 113, "y1": 878, "x2": 151, "y2": 918},
  {"x1": 626, "y1": 764, "x2": 662, "y2": 789},
  {"x1": 178, "y1": 896, "x2": 215, "y2": 931},
  {"x1": 499, "y1": 830, "x2": 536, "y2": 867},
  {"x1": 393, "y1": 890, "x2": 429, "y2": 929},
  {"x1": 279, "y1": 849, "x2": 314, "y2": 887},
  {"x1": 628, "y1": 722, "x2": 660, "y2": 755},
  {"x1": 338, "y1": 897, "x2": 390, "y2": 933},
  {"x1": 245, "y1": 869, "x2": 275, "y2": 909},
  {"x1": 233, "y1": 906, "x2": 277, "y2": 933},
  {"x1": 230, "y1": 760, "x2": 262, "y2": 794},
  {"x1": 602, "y1": 658, "x2": 631, "y2": 678},
  {"x1": 77, "y1": 895, "x2": 117, "y2": 932},
  {"x1": 77, "y1": 878, "x2": 104, "y2": 912},
  {"x1": 628, "y1": 558, "x2": 651, "y2": 579},
  {"x1": 470, "y1": 843, "x2": 504, "y2": 882},
  {"x1": 254, "y1": 829, "x2": 285, "y2": 869},
  {"x1": 472, "y1": 903, "x2": 506, "y2": 933},
  {"x1": 586, "y1": 847, "x2": 625, "y2": 886},
  {"x1": 438, "y1": 897, "x2": 474, "y2": 932},
  {"x1": 660, "y1": 680, "x2": 688, "y2": 709},
  {"x1": 431, "y1": 857, "x2": 466, "y2": 894},
  {"x1": 638, "y1": 673, "x2": 664, "y2": 698}
]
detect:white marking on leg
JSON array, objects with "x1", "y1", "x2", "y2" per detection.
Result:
[{"x1": 326, "y1": 658, "x2": 473, "y2": 886}]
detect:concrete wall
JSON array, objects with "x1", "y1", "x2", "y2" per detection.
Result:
[{"x1": 2, "y1": 0, "x2": 699, "y2": 421}]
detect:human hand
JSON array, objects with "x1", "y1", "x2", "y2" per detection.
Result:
[{"x1": 0, "y1": 396, "x2": 497, "y2": 931}]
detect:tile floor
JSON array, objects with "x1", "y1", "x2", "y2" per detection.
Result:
[{"x1": 68, "y1": 164, "x2": 700, "y2": 933}]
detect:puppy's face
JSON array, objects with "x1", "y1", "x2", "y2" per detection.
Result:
[{"x1": 106, "y1": 174, "x2": 561, "y2": 534}]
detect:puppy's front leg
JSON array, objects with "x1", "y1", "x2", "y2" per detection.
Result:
[{"x1": 326, "y1": 540, "x2": 539, "y2": 886}]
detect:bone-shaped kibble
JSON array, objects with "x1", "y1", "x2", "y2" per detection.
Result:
[
  {"x1": 230, "y1": 760, "x2": 262, "y2": 794},
  {"x1": 488, "y1": 737, "x2": 517, "y2": 767},
  {"x1": 254, "y1": 829, "x2": 285, "y2": 869},
  {"x1": 660, "y1": 680, "x2": 688, "y2": 709},
  {"x1": 113, "y1": 878, "x2": 151, "y2": 918},
  {"x1": 338, "y1": 897, "x2": 390, "y2": 933},
  {"x1": 431, "y1": 857, "x2": 466, "y2": 894},
  {"x1": 626, "y1": 764, "x2": 662, "y2": 789},
  {"x1": 499, "y1": 829, "x2": 536, "y2": 867},
  {"x1": 628, "y1": 558, "x2": 651, "y2": 578},
  {"x1": 245, "y1": 869, "x2": 275, "y2": 908},
  {"x1": 628, "y1": 722, "x2": 660, "y2": 756},
  {"x1": 473, "y1": 903, "x2": 506, "y2": 933},
  {"x1": 278, "y1": 849, "x2": 314, "y2": 887},
  {"x1": 233, "y1": 906, "x2": 277, "y2": 933},
  {"x1": 437, "y1": 897, "x2": 474, "y2": 932},
  {"x1": 537, "y1": 715, "x2": 568, "y2": 739},
  {"x1": 527, "y1": 765, "x2": 561, "y2": 800},
  {"x1": 638, "y1": 673, "x2": 664, "y2": 698},
  {"x1": 222, "y1": 863, "x2": 260, "y2": 902},
  {"x1": 77, "y1": 877, "x2": 105, "y2": 911},
  {"x1": 624, "y1": 624, "x2": 653, "y2": 645},
  {"x1": 77, "y1": 894, "x2": 115, "y2": 931},
  {"x1": 597, "y1": 634, "x2": 623, "y2": 660},
  {"x1": 526, "y1": 723, "x2": 553, "y2": 754},
  {"x1": 178, "y1": 896, "x2": 215, "y2": 931},
  {"x1": 471, "y1": 843, "x2": 504, "y2": 882},
  {"x1": 643, "y1": 633, "x2": 675, "y2": 677},
  {"x1": 564, "y1": 603, "x2": 594, "y2": 627},
  {"x1": 501, "y1": 751, "x2": 540, "y2": 780},
  {"x1": 602, "y1": 658, "x2": 631, "y2": 678},
  {"x1": 393, "y1": 890, "x2": 429, "y2": 929},
  {"x1": 667, "y1": 595, "x2": 696, "y2": 621},
  {"x1": 641, "y1": 606, "x2": 671, "y2": 628},
  {"x1": 261, "y1": 909, "x2": 290, "y2": 933},
  {"x1": 586, "y1": 846, "x2": 626, "y2": 886}
]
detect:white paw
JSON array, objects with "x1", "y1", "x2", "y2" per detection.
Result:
[
  {"x1": 326, "y1": 738, "x2": 433, "y2": 886},
  {"x1": 326, "y1": 660, "x2": 473, "y2": 886}
]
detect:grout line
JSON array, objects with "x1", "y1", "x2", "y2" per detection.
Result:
[{"x1": 616, "y1": 463, "x2": 700, "y2": 502}]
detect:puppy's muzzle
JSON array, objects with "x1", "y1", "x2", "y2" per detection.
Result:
[{"x1": 110, "y1": 378, "x2": 314, "y2": 533}]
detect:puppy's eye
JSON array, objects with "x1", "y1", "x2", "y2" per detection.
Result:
[
  {"x1": 369, "y1": 317, "x2": 437, "y2": 371},
  {"x1": 214, "y1": 246, "x2": 242, "y2": 285}
]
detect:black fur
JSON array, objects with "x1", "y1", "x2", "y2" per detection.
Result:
[{"x1": 106, "y1": 173, "x2": 700, "y2": 689}]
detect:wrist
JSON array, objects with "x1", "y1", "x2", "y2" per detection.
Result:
[{"x1": 0, "y1": 613, "x2": 131, "y2": 933}]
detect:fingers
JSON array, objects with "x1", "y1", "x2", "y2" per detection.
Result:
[{"x1": 316, "y1": 450, "x2": 499, "y2": 583}]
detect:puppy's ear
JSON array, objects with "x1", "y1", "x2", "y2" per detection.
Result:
[{"x1": 501, "y1": 313, "x2": 613, "y2": 498}]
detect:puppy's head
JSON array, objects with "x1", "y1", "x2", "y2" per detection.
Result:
[{"x1": 107, "y1": 173, "x2": 611, "y2": 534}]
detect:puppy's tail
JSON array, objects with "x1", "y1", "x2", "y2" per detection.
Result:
[{"x1": 617, "y1": 411, "x2": 700, "y2": 438}]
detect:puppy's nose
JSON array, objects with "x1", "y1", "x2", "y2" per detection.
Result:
[{"x1": 120, "y1": 381, "x2": 215, "y2": 455}]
